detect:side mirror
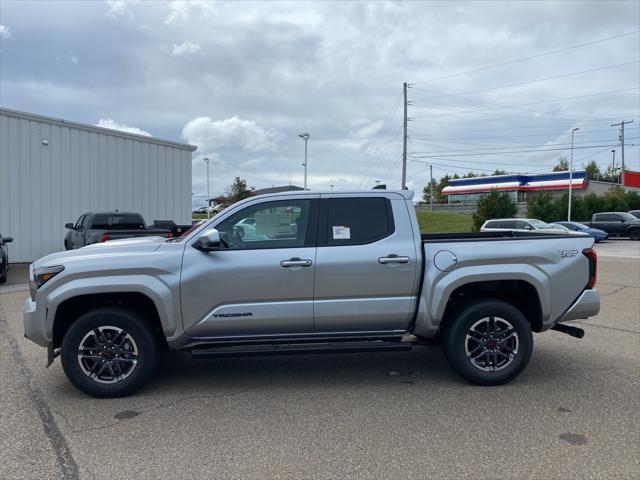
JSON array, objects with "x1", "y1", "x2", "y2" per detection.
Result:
[
  {"x1": 194, "y1": 228, "x2": 222, "y2": 251},
  {"x1": 65, "y1": 223, "x2": 75, "y2": 229},
  {"x1": 2, "y1": 237, "x2": 12, "y2": 243}
]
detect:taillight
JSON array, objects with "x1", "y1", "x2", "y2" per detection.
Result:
[
  {"x1": 582, "y1": 248, "x2": 597, "y2": 289},
  {"x1": 100, "y1": 233, "x2": 110, "y2": 243}
]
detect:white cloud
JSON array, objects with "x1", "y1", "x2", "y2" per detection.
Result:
[
  {"x1": 68, "y1": 51, "x2": 79, "y2": 64},
  {"x1": 0, "y1": 25, "x2": 13, "y2": 40},
  {"x1": 96, "y1": 119, "x2": 152, "y2": 137},
  {"x1": 105, "y1": 0, "x2": 130, "y2": 18},
  {"x1": 171, "y1": 41, "x2": 200, "y2": 56},
  {"x1": 182, "y1": 116, "x2": 281, "y2": 153}
]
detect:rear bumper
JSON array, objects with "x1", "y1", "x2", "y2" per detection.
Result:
[{"x1": 555, "y1": 289, "x2": 600, "y2": 324}]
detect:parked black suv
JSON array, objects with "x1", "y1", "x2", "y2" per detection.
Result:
[{"x1": 0, "y1": 233, "x2": 14, "y2": 283}]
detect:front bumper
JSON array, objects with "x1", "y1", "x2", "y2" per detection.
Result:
[
  {"x1": 23, "y1": 297, "x2": 51, "y2": 348},
  {"x1": 556, "y1": 289, "x2": 600, "y2": 324}
]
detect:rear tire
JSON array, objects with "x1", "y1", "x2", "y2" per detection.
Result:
[
  {"x1": 629, "y1": 228, "x2": 640, "y2": 241},
  {"x1": 61, "y1": 306, "x2": 159, "y2": 397},
  {"x1": 442, "y1": 299, "x2": 533, "y2": 386}
]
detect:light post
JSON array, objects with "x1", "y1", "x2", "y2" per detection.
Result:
[
  {"x1": 567, "y1": 127, "x2": 579, "y2": 221},
  {"x1": 203, "y1": 157, "x2": 210, "y2": 219},
  {"x1": 611, "y1": 149, "x2": 616, "y2": 189},
  {"x1": 299, "y1": 133, "x2": 310, "y2": 190}
]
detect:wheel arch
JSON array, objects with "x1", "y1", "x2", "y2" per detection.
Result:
[
  {"x1": 51, "y1": 291, "x2": 169, "y2": 349},
  {"x1": 439, "y1": 279, "x2": 544, "y2": 333}
]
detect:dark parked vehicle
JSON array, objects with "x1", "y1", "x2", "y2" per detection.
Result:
[
  {"x1": 629, "y1": 210, "x2": 640, "y2": 219},
  {"x1": 64, "y1": 212, "x2": 171, "y2": 250},
  {"x1": 581, "y1": 212, "x2": 640, "y2": 240},
  {"x1": 152, "y1": 220, "x2": 193, "y2": 238},
  {"x1": 0, "y1": 233, "x2": 14, "y2": 283},
  {"x1": 552, "y1": 221, "x2": 608, "y2": 242}
]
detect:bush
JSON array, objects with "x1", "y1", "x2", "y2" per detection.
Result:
[{"x1": 472, "y1": 190, "x2": 517, "y2": 231}]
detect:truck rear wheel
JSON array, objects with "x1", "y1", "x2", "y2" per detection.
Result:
[
  {"x1": 629, "y1": 228, "x2": 640, "y2": 241},
  {"x1": 442, "y1": 300, "x2": 533, "y2": 386},
  {"x1": 61, "y1": 306, "x2": 159, "y2": 397}
]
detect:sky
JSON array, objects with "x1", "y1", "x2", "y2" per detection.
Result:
[{"x1": 1, "y1": 0, "x2": 639, "y2": 207}]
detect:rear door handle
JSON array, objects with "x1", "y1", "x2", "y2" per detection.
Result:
[
  {"x1": 280, "y1": 258, "x2": 313, "y2": 267},
  {"x1": 378, "y1": 255, "x2": 410, "y2": 264}
]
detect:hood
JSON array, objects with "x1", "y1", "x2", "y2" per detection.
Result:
[{"x1": 33, "y1": 236, "x2": 166, "y2": 269}]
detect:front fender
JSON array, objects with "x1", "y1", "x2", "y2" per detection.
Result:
[{"x1": 43, "y1": 275, "x2": 178, "y2": 340}]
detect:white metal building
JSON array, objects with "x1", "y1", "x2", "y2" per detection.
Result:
[{"x1": 0, "y1": 107, "x2": 196, "y2": 262}]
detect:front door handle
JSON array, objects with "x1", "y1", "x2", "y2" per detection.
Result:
[
  {"x1": 378, "y1": 255, "x2": 410, "y2": 264},
  {"x1": 280, "y1": 258, "x2": 313, "y2": 268}
]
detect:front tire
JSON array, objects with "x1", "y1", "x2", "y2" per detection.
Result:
[
  {"x1": 61, "y1": 307, "x2": 159, "y2": 397},
  {"x1": 442, "y1": 300, "x2": 533, "y2": 386}
]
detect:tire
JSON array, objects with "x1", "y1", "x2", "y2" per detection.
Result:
[
  {"x1": 0, "y1": 262, "x2": 6, "y2": 284},
  {"x1": 61, "y1": 306, "x2": 159, "y2": 398},
  {"x1": 628, "y1": 228, "x2": 640, "y2": 241},
  {"x1": 64, "y1": 241, "x2": 69, "y2": 250},
  {"x1": 441, "y1": 299, "x2": 533, "y2": 386}
]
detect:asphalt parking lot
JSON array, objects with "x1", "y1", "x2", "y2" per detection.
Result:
[{"x1": 1, "y1": 240, "x2": 638, "y2": 479}]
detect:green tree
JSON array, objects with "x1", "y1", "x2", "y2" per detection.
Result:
[
  {"x1": 583, "y1": 160, "x2": 600, "y2": 180},
  {"x1": 472, "y1": 190, "x2": 518, "y2": 231},
  {"x1": 422, "y1": 178, "x2": 438, "y2": 203},
  {"x1": 624, "y1": 191, "x2": 640, "y2": 210},
  {"x1": 493, "y1": 169, "x2": 508, "y2": 176},
  {"x1": 526, "y1": 192, "x2": 556, "y2": 222},
  {"x1": 224, "y1": 177, "x2": 254, "y2": 204},
  {"x1": 553, "y1": 156, "x2": 569, "y2": 172}
]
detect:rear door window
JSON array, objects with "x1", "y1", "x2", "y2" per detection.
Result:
[
  {"x1": 322, "y1": 197, "x2": 394, "y2": 246},
  {"x1": 484, "y1": 221, "x2": 499, "y2": 228}
]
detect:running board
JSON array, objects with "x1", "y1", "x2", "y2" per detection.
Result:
[{"x1": 189, "y1": 340, "x2": 412, "y2": 359}]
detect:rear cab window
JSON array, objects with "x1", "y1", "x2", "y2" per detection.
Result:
[
  {"x1": 320, "y1": 197, "x2": 395, "y2": 246},
  {"x1": 91, "y1": 214, "x2": 146, "y2": 230}
]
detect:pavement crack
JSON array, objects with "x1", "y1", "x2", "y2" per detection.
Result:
[
  {"x1": 599, "y1": 285, "x2": 636, "y2": 296},
  {"x1": 0, "y1": 312, "x2": 79, "y2": 480}
]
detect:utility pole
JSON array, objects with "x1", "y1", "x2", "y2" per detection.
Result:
[
  {"x1": 299, "y1": 133, "x2": 310, "y2": 190},
  {"x1": 402, "y1": 82, "x2": 408, "y2": 190},
  {"x1": 203, "y1": 157, "x2": 210, "y2": 219},
  {"x1": 568, "y1": 127, "x2": 579, "y2": 222},
  {"x1": 611, "y1": 120, "x2": 633, "y2": 189},
  {"x1": 429, "y1": 164, "x2": 434, "y2": 211}
]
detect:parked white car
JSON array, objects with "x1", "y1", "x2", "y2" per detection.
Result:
[{"x1": 481, "y1": 218, "x2": 570, "y2": 234}]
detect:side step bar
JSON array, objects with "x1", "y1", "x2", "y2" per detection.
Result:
[{"x1": 189, "y1": 340, "x2": 412, "y2": 359}]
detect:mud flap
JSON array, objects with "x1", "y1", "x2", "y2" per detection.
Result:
[{"x1": 46, "y1": 344, "x2": 61, "y2": 368}]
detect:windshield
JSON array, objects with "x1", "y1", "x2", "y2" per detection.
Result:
[
  {"x1": 552, "y1": 223, "x2": 569, "y2": 231},
  {"x1": 529, "y1": 219, "x2": 552, "y2": 228},
  {"x1": 91, "y1": 214, "x2": 145, "y2": 229},
  {"x1": 569, "y1": 222, "x2": 588, "y2": 230},
  {"x1": 619, "y1": 212, "x2": 637, "y2": 221}
]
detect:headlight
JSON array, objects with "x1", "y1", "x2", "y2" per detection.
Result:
[{"x1": 30, "y1": 266, "x2": 65, "y2": 300}]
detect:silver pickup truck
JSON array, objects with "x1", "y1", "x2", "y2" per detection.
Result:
[{"x1": 23, "y1": 190, "x2": 600, "y2": 397}]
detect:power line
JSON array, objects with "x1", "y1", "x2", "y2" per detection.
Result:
[
  {"x1": 410, "y1": 143, "x2": 623, "y2": 159},
  {"x1": 409, "y1": 127, "x2": 639, "y2": 141},
  {"x1": 410, "y1": 30, "x2": 640, "y2": 85},
  {"x1": 410, "y1": 60, "x2": 639, "y2": 102}
]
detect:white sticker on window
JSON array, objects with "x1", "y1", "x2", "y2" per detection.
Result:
[{"x1": 332, "y1": 226, "x2": 351, "y2": 240}]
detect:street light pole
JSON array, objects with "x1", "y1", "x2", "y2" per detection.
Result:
[
  {"x1": 299, "y1": 133, "x2": 310, "y2": 190},
  {"x1": 611, "y1": 149, "x2": 616, "y2": 190},
  {"x1": 567, "y1": 127, "x2": 579, "y2": 221},
  {"x1": 203, "y1": 157, "x2": 210, "y2": 219}
]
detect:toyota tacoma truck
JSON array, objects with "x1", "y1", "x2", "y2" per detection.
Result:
[{"x1": 24, "y1": 190, "x2": 600, "y2": 397}]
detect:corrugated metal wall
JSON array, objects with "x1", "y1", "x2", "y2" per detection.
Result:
[{"x1": 0, "y1": 108, "x2": 195, "y2": 262}]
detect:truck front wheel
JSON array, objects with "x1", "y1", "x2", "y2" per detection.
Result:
[
  {"x1": 442, "y1": 300, "x2": 533, "y2": 386},
  {"x1": 61, "y1": 306, "x2": 159, "y2": 397}
]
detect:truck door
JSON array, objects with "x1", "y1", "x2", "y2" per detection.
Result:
[
  {"x1": 595, "y1": 213, "x2": 623, "y2": 234},
  {"x1": 181, "y1": 197, "x2": 319, "y2": 338},
  {"x1": 313, "y1": 194, "x2": 419, "y2": 333}
]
